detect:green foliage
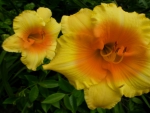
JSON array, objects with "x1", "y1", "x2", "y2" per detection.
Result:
[
  {"x1": 24, "y1": 3, "x2": 35, "y2": 10},
  {"x1": 39, "y1": 80, "x2": 59, "y2": 88},
  {"x1": 29, "y1": 85, "x2": 39, "y2": 102},
  {"x1": 0, "y1": 0, "x2": 150, "y2": 112},
  {"x1": 42, "y1": 93, "x2": 65, "y2": 104}
]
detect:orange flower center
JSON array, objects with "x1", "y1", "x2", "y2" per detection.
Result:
[
  {"x1": 28, "y1": 31, "x2": 45, "y2": 44},
  {"x1": 100, "y1": 42, "x2": 127, "y2": 64},
  {"x1": 23, "y1": 31, "x2": 46, "y2": 49}
]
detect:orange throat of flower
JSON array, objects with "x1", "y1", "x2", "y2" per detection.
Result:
[
  {"x1": 100, "y1": 42, "x2": 127, "y2": 64},
  {"x1": 21, "y1": 29, "x2": 51, "y2": 53}
]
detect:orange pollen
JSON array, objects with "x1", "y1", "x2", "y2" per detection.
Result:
[{"x1": 100, "y1": 42, "x2": 127, "y2": 64}]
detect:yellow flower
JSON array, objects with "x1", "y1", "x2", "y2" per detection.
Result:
[
  {"x1": 2, "y1": 7, "x2": 61, "y2": 70},
  {"x1": 43, "y1": 3, "x2": 150, "y2": 109}
]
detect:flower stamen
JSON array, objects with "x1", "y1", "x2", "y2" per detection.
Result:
[{"x1": 100, "y1": 42, "x2": 127, "y2": 64}]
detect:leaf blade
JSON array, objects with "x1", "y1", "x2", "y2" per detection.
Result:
[
  {"x1": 29, "y1": 85, "x2": 39, "y2": 102},
  {"x1": 42, "y1": 93, "x2": 65, "y2": 104}
]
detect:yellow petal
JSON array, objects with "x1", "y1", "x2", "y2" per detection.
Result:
[
  {"x1": 44, "y1": 17, "x2": 61, "y2": 41},
  {"x1": 121, "y1": 84, "x2": 150, "y2": 98},
  {"x1": 109, "y1": 51, "x2": 150, "y2": 97},
  {"x1": 46, "y1": 41, "x2": 57, "y2": 59},
  {"x1": 21, "y1": 50, "x2": 46, "y2": 71},
  {"x1": 43, "y1": 17, "x2": 61, "y2": 59},
  {"x1": 84, "y1": 79, "x2": 122, "y2": 109},
  {"x1": 43, "y1": 33, "x2": 107, "y2": 89},
  {"x1": 92, "y1": 3, "x2": 122, "y2": 26},
  {"x1": 61, "y1": 8, "x2": 93, "y2": 34},
  {"x1": 93, "y1": 3, "x2": 150, "y2": 44},
  {"x1": 2, "y1": 35, "x2": 22, "y2": 52},
  {"x1": 13, "y1": 10, "x2": 45, "y2": 37},
  {"x1": 37, "y1": 7, "x2": 52, "y2": 23}
]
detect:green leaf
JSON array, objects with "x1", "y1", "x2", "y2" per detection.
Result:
[
  {"x1": 97, "y1": 108, "x2": 106, "y2": 113},
  {"x1": 43, "y1": 58, "x2": 50, "y2": 64},
  {"x1": 72, "y1": 89, "x2": 82, "y2": 97},
  {"x1": 132, "y1": 97, "x2": 143, "y2": 104},
  {"x1": 42, "y1": 93, "x2": 65, "y2": 104},
  {"x1": 11, "y1": 67, "x2": 26, "y2": 80},
  {"x1": 41, "y1": 103, "x2": 51, "y2": 113},
  {"x1": 29, "y1": 85, "x2": 39, "y2": 102},
  {"x1": 54, "y1": 109, "x2": 66, "y2": 113},
  {"x1": 16, "y1": 97, "x2": 28, "y2": 112},
  {"x1": 24, "y1": 3, "x2": 35, "y2": 10},
  {"x1": 139, "y1": 0, "x2": 148, "y2": 8},
  {"x1": 51, "y1": 101, "x2": 60, "y2": 108},
  {"x1": 64, "y1": 95, "x2": 72, "y2": 110},
  {"x1": 1, "y1": 34, "x2": 10, "y2": 40},
  {"x1": 0, "y1": 50, "x2": 6, "y2": 65},
  {"x1": 4, "y1": 19, "x2": 12, "y2": 25},
  {"x1": 22, "y1": 101, "x2": 31, "y2": 113},
  {"x1": 3, "y1": 97, "x2": 18, "y2": 104},
  {"x1": 39, "y1": 80, "x2": 59, "y2": 88},
  {"x1": 0, "y1": 59, "x2": 13, "y2": 97},
  {"x1": 90, "y1": 109, "x2": 97, "y2": 113},
  {"x1": 24, "y1": 75, "x2": 38, "y2": 84},
  {"x1": 69, "y1": 95, "x2": 77, "y2": 113},
  {"x1": 77, "y1": 107, "x2": 89, "y2": 113},
  {"x1": 113, "y1": 102, "x2": 125, "y2": 113},
  {"x1": 72, "y1": 0, "x2": 87, "y2": 7},
  {"x1": 39, "y1": 86, "x2": 49, "y2": 98},
  {"x1": 141, "y1": 95, "x2": 150, "y2": 108},
  {"x1": 5, "y1": 54, "x2": 20, "y2": 70},
  {"x1": 59, "y1": 76, "x2": 74, "y2": 92},
  {"x1": 72, "y1": 90, "x2": 84, "y2": 106},
  {"x1": 0, "y1": 22, "x2": 10, "y2": 29},
  {"x1": 64, "y1": 95, "x2": 77, "y2": 113},
  {"x1": 128, "y1": 99, "x2": 135, "y2": 111}
]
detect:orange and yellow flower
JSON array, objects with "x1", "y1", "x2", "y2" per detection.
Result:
[
  {"x1": 43, "y1": 3, "x2": 150, "y2": 109},
  {"x1": 2, "y1": 7, "x2": 61, "y2": 70}
]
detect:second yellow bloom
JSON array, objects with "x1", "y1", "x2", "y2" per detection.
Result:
[{"x1": 2, "y1": 7, "x2": 61, "y2": 70}]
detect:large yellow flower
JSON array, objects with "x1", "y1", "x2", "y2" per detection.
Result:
[
  {"x1": 43, "y1": 3, "x2": 150, "y2": 109},
  {"x1": 2, "y1": 7, "x2": 61, "y2": 70}
]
